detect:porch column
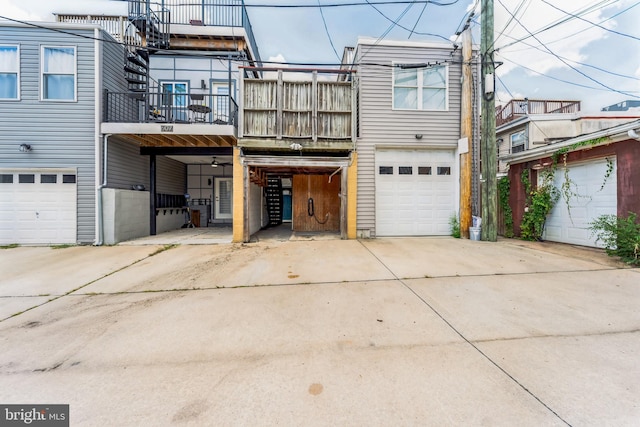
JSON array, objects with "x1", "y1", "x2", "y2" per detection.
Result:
[
  {"x1": 347, "y1": 152, "x2": 358, "y2": 239},
  {"x1": 150, "y1": 153, "x2": 157, "y2": 235},
  {"x1": 232, "y1": 147, "x2": 244, "y2": 242}
]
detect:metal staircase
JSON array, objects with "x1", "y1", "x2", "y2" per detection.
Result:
[
  {"x1": 265, "y1": 178, "x2": 283, "y2": 227},
  {"x1": 125, "y1": 0, "x2": 170, "y2": 93}
]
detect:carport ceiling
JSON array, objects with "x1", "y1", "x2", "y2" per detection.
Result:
[{"x1": 167, "y1": 155, "x2": 233, "y2": 165}]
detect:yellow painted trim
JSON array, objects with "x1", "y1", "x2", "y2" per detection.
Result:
[
  {"x1": 232, "y1": 147, "x2": 244, "y2": 243},
  {"x1": 347, "y1": 152, "x2": 358, "y2": 239}
]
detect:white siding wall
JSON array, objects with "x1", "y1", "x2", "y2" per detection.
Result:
[{"x1": 355, "y1": 41, "x2": 464, "y2": 236}]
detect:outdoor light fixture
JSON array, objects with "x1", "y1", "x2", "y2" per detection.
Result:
[
  {"x1": 19, "y1": 144, "x2": 32, "y2": 152},
  {"x1": 210, "y1": 157, "x2": 218, "y2": 168},
  {"x1": 415, "y1": 134, "x2": 423, "y2": 140}
]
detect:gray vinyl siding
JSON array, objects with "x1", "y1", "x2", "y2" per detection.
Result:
[
  {"x1": 0, "y1": 24, "x2": 100, "y2": 243},
  {"x1": 157, "y1": 157, "x2": 187, "y2": 194},
  {"x1": 102, "y1": 33, "x2": 129, "y2": 94},
  {"x1": 355, "y1": 42, "x2": 464, "y2": 235},
  {"x1": 107, "y1": 137, "x2": 186, "y2": 194}
]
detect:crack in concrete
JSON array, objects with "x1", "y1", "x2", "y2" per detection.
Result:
[
  {"x1": 357, "y1": 240, "x2": 573, "y2": 427},
  {"x1": 0, "y1": 250, "x2": 167, "y2": 323},
  {"x1": 472, "y1": 328, "x2": 640, "y2": 344}
]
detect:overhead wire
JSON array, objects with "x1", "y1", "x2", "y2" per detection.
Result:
[
  {"x1": 492, "y1": 0, "x2": 531, "y2": 48},
  {"x1": 499, "y1": 55, "x2": 640, "y2": 93},
  {"x1": 496, "y1": 32, "x2": 640, "y2": 81},
  {"x1": 503, "y1": 0, "x2": 640, "y2": 52},
  {"x1": 243, "y1": 0, "x2": 463, "y2": 8},
  {"x1": 408, "y1": 1, "x2": 429, "y2": 39},
  {"x1": 496, "y1": 0, "x2": 621, "y2": 51},
  {"x1": 362, "y1": 0, "x2": 454, "y2": 42},
  {"x1": 539, "y1": 0, "x2": 640, "y2": 42},
  {"x1": 494, "y1": 0, "x2": 640, "y2": 99},
  {"x1": 317, "y1": 0, "x2": 342, "y2": 61}
]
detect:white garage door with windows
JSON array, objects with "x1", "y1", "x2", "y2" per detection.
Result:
[
  {"x1": 376, "y1": 149, "x2": 457, "y2": 236},
  {"x1": 0, "y1": 170, "x2": 77, "y2": 245},
  {"x1": 542, "y1": 157, "x2": 616, "y2": 248}
]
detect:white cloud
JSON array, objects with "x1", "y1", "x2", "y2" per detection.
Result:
[
  {"x1": 0, "y1": 0, "x2": 126, "y2": 22},
  {"x1": 493, "y1": 0, "x2": 615, "y2": 76},
  {"x1": 268, "y1": 54, "x2": 286, "y2": 64}
]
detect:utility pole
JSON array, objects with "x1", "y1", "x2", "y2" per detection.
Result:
[
  {"x1": 459, "y1": 27, "x2": 473, "y2": 239},
  {"x1": 481, "y1": 0, "x2": 497, "y2": 241}
]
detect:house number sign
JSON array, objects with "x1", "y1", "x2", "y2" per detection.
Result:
[{"x1": 161, "y1": 125, "x2": 174, "y2": 132}]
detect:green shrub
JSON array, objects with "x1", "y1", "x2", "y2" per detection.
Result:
[
  {"x1": 590, "y1": 213, "x2": 640, "y2": 265},
  {"x1": 520, "y1": 170, "x2": 560, "y2": 241},
  {"x1": 449, "y1": 215, "x2": 461, "y2": 238},
  {"x1": 498, "y1": 176, "x2": 514, "y2": 238}
]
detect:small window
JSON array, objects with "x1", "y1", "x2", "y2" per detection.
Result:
[
  {"x1": 437, "y1": 167, "x2": 451, "y2": 176},
  {"x1": 379, "y1": 166, "x2": 393, "y2": 175},
  {"x1": 0, "y1": 174, "x2": 13, "y2": 183},
  {"x1": 41, "y1": 174, "x2": 57, "y2": 183},
  {"x1": 0, "y1": 45, "x2": 19, "y2": 100},
  {"x1": 399, "y1": 166, "x2": 413, "y2": 175},
  {"x1": 42, "y1": 46, "x2": 76, "y2": 101},
  {"x1": 393, "y1": 65, "x2": 448, "y2": 110},
  {"x1": 62, "y1": 174, "x2": 76, "y2": 184},
  {"x1": 511, "y1": 131, "x2": 526, "y2": 154},
  {"x1": 19, "y1": 174, "x2": 35, "y2": 183},
  {"x1": 418, "y1": 166, "x2": 432, "y2": 175}
]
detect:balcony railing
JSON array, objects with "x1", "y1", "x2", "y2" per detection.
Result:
[
  {"x1": 104, "y1": 89, "x2": 238, "y2": 126},
  {"x1": 496, "y1": 99, "x2": 581, "y2": 127},
  {"x1": 128, "y1": 0, "x2": 261, "y2": 62}
]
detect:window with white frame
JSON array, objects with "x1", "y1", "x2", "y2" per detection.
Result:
[
  {"x1": 511, "y1": 130, "x2": 526, "y2": 153},
  {"x1": 393, "y1": 65, "x2": 448, "y2": 110},
  {"x1": 0, "y1": 45, "x2": 19, "y2": 100},
  {"x1": 41, "y1": 46, "x2": 76, "y2": 101},
  {"x1": 161, "y1": 81, "x2": 188, "y2": 122}
]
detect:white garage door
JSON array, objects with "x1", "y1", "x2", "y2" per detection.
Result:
[
  {"x1": 542, "y1": 158, "x2": 616, "y2": 248},
  {"x1": 0, "y1": 170, "x2": 77, "y2": 245},
  {"x1": 376, "y1": 149, "x2": 456, "y2": 236}
]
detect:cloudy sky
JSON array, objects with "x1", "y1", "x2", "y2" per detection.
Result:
[{"x1": 1, "y1": 0, "x2": 638, "y2": 112}]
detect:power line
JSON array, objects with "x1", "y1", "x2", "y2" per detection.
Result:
[
  {"x1": 502, "y1": 0, "x2": 640, "y2": 52},
  {"x1": 408, "y1": 1, "x2": 429, "y2": 39},
  {"x1": 492, "y1": 0, "x2": 531, "y2": 49},
  {"x1": 497, "y1": 33, "x2": 640, "y2": 81},
  {"x1": 499, "y1": 55, "x2": 640, "y2": 94},
  {"x1": 494, "y1": 0, "x2": 640, "y2": 99},
  {"x1": 317, "y1": 0, "x2": 342, "y2": 61},
  {"x1": 496, "y1": 0, "x2": 619, "y2": 51},
  {"x1": 0, "y1": 13, "x2": 463, "y2": 70},
  {"x1": 539, "y1": 0, "x2": 640, "y2": 42},
  {"x1": 363, "y1": 0, "x2": 455, "y2": 41},
  {"x1": 244, "y1": 0, "x2": 463, "y2": 8}
]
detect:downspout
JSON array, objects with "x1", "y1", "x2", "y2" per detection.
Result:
[
  {"x1": 94, "y1": 27, "x2": 105, "y2": 245},
  {"x1": 96, "y1": 133, "x2": 111, "y2": 246}
]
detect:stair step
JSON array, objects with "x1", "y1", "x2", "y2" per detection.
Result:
[
  {"x1": 124, "y1": 65, "x2": 147, "y2": 75},
  {"x1": 127, "y1": 55, "x2": 147, "y2": 68},
  {"x1": 126, "y1": 76, "x2": 147, "y2": 85}
]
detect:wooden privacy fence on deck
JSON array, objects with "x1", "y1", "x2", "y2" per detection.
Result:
[{"x1": 242, "y1": 70, "x2": 355, "y2": 142}]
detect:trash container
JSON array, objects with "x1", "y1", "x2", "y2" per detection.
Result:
[{"x1": 469, "y1": 226, "x2": 481, "y2": 241}]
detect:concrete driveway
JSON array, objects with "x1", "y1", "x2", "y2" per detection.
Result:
[{"x1": 0, "y1": 237, "x2": 638, "y2": 426}]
